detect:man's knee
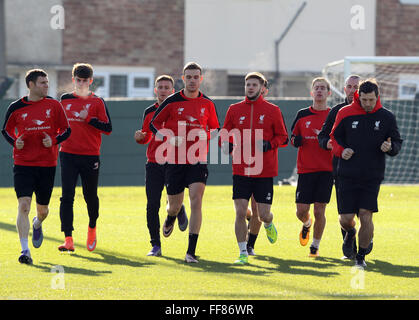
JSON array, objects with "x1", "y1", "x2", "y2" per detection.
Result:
[
  {"x1": 18, "y1": 197, "x2": 31, "y2": 215},
  {"x1": 359, "y1": 209, "x2": 373, "y2": 224}
]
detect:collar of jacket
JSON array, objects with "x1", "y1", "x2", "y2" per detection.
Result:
[
  {"x1": 244, "y1": 94, "x2": 264, "y2": 105},
  {"x1": 351, "y1": 91, "x2": 383, "y2": 114}
]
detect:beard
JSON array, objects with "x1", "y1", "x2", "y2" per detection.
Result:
[{"x1": 246, "y1": 89, "x2": 262, "y2": 101}]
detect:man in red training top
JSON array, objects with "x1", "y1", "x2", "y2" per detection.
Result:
[
  {"x1": 150, "y1": 62, "x2": 220, "y2": 263},
  {"x1": 2, "y1": 69, "x2": 71, "y2": 264},
  {"x1": 58, "y1": 63, "x2": 112, "y2": 253},
  {"x1": 290, "y1": 77, "x2": 333, "y2": 257},
  {"x1": 221, "y1": 72, "x2": 288, "y2": 264},
  {"x1": 135, "y1": 75, "x2": 188, "y2": 257}
]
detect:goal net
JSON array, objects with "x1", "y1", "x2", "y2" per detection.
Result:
[{"x1": 323, "y1": 56, "x2": 419, "y2": 184}]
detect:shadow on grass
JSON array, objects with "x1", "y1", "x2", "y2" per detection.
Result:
[
  {"x1": 366, "y1": 260, "x2": 419, "y2": 278},
  {"x1": 32, "y1": 262, "x2": 112, "y2": 277},
  {"x1": 0, "y1": 221, "x2": 155, "y2": 270},
  {"x1": 254, "y1": 255, "x2": 341, "y2": 277},
  {"x1": 161, "y1": 255, "x2": 276, "y2": 276},
  {"x1": 71, "y1": 251, "x2": 155, "y2": 269}
]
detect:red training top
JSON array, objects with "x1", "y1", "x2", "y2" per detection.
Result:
[
  {"x1": 221, "y1": 95, "x2": 289, "y2": 177},
  {"x1": 2, "y1": 96, "x2": 71, "y2": 166},
  {"x1": 59, "y1": 92, "x2": 112, "y2": 156},
  {"x1": 290, "y1": 106, "x2": 332, "y2": 174},
  {"x1": 150, "y1": 90, "x2": 220, "y2": 164}
]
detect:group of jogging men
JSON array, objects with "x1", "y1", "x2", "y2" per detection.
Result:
[{"x1": 2, "y1": 61, "x2": 402, "y2": 269}]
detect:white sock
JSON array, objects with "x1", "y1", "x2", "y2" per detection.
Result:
[
  {"x1": 33, "y1": 217, "x2": 42, "y2": 230},
  {"x1": 238, "y1": 242, "x2": 248, "y2": 255},
  {"x1": 20, "y1": 238, "x2": 29, "y2": 252},
  {"x1": 303, "y1": 217, "x2": 312, "y2": 228},
  {"x1": 311, "y1": 238, "x2": 320, "y2": 249}
]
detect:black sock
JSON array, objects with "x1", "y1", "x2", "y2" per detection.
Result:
[
  {"x1": 89, "y1": 220, "x2": 97, "y2": 229},
  {"x1": 357, "y1": 247, "x2": 367, "y2": 257},
  {"x1": 340, "y1": 228, "x2": 347, "y2": 240},
  {"x1": 187, "y1": 233, "x2": 199, "y2": 256},
  {"x1": 346, "y1": 227, "x2": 356, "y2": 238},
  {"x1": 247, "y1": 233, "x2": 258, "y2": 248}
]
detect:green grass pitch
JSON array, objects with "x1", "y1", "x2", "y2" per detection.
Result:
[{"x1": 0, "y1": 185, "x2": 418, "y2": 300}]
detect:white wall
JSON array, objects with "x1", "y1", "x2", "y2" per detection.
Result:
[
  {"x1": 185, "y1": 0, "x2": 376, "y2": 73},
  {"x1": 6, "y1": 0, "x2": 62, "y2": 64}
]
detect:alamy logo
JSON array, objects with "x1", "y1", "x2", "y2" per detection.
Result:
[
  {"x1": 352, "y1": 121, "x2": 359, "y2": 129},
  {"x1": 374, "y1": 121, "x2": 380, "y2": 130}
]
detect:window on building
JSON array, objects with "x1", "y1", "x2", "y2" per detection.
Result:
[
  {"x1": 227, "y1": 75, "x2": 245, "y2": 96},
  {"x1": 110, "y1": 75, "x2": 128, "y2": 97},
  {"x1": 92, "y1": 68, "x2": 154, "y2": 98}
]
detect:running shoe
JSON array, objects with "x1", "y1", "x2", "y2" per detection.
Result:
[
  {"x1": 299, "y1": 225, "x2": 310, "y2": 246},
  {"x1": 234, "y1": 254, "x2": 248, "y2": 265},
  {"x1": 342, "y1": 228, "x2": 357, "y2": 259},
  {"x1": 58, "y1": 236, "x2": 75, "y2": 252},
  {"x1": 185, "y1": 253, "x2": 199, "y2": 263},
  {"x1": 32, "y1": 217, "x2": 43, "y2": 248},
  {"x1": 163, "y1": 216, "x2": 175, "y2": 237},
  {"x1": 247, "y1": 246, "x2": 256, "y2": 256},
  {"x1": 177, "y1": 205, "x2": 188, "y2": 232},
  {"x1": 18, "y1": 250, "x2": 33, "y2": 265},
  {"x1": 308, "y1": 246, "x2": 319, "y2": 257},
  {"x1": 355, "y1": 255, "x2": 367, "y2": 269},
  {"x1": 147, "y1": 245, "x2": 162, "y2": 257},
  {"x1": 265, "y1": 222, "x2": 278, "y2": 244},
  {"x1": 87, "y1": 226, "x2": 97, "y2": 252}
]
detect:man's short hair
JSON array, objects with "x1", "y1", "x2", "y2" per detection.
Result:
[
  {"x1": 311, "y1": 77, "x2": 331, "y2": 91},
  {"x1": 245, "y1": 72, "x2": 267, "y2": 85},
  {"x1": 183, "y1": 62, "x2": 202, "y2": 75},
  {"x1": 155, "y1": 75, "x2": 174, "y2": 87},
  {"x1": 25, "y1": 69, "x2": 48, "y2": 88},
  {"x1": 345, "y1": 74, "x2": 361, "y2": 85},
  {"x1": 72, "y1": 63, "x2": 94, "y2": 79},
  {"x1": 359, "y1": 78, "x2": 379, "y2": 97}
]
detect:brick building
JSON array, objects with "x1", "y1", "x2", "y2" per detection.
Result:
[{"x1": 2, "y1": 0, "x2": 418, "y2": 99}]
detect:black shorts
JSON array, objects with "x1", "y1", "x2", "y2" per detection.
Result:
[
  {"x1": 337, "y1": 177, "x2": 381, "y2": 214},
  {"x1": 13, "y1": 165, "x2": 56, "y2": 205},
  {"x1": 165, "y1": 163, "x2": 208, "y2": 195},
  {"x1": 233, "y1": 175, "x2": 274, "y2": 204},
  {"x1": 296, "y1": 171, "x2": 333, "y2": 204}
]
